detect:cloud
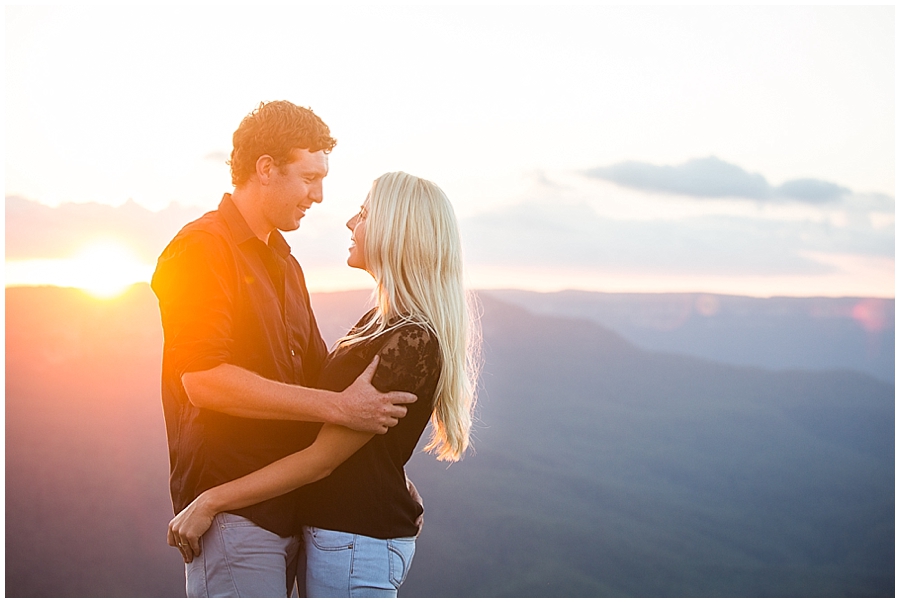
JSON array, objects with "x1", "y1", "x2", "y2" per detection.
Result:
[
  {"x1": 775, "y1": 178, "x2": 850, "y2": 203},
  {"x1": 6, "y1": 196, "x2": 208, "y2": 264},
  {"x1": 461, "y1": 197, "x2": 892, "y2": 276},
  {"x1": 584, "y1": 156, "x2": 851, "y2": 203},
  {"x1": 8, "y1": 187, "x2": 892, "y2": 293}
]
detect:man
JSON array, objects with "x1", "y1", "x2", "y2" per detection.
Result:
[{"x1": 151, "y1": 101, "x2": 415, "y2": 597}]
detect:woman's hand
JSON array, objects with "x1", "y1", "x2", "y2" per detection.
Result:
[{"x1": 167, "y1": 493, "x2": 217, "y2": 564}]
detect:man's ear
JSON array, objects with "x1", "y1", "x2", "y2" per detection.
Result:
[{"x1": 255, "y1": 155, "x2": 275, "y2": 185}]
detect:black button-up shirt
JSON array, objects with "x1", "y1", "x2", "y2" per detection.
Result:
[{"x1": 152, "y1": 193, "x2": 327, "y2": 536}]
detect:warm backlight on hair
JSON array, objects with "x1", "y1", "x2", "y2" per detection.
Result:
[{"x1": 5, "y1": 241, "x2": 153, "y2": 298}]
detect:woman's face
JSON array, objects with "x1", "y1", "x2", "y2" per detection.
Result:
[{"x1": 346, "y1": 197, "x2": 368, "y2": 271}]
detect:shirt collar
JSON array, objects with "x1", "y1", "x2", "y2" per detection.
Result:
[{"x1": 219, "y1": 193, "x2": 292, "y2": 258}]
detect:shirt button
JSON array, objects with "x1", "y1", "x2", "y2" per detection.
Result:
[{"x1": 291, "y1": 349, "x2": 296, "y2": 357}]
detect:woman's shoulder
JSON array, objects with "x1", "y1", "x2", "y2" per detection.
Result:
[
  {"x1": 352, "y1": 312, "x2": 436, "y2": 349},
  {"x1": 379, "y1": 320, "x2": 437, "y2": 355},
  {"x1": 371, "y1": 320, "x2": 440, "y2": 394}
]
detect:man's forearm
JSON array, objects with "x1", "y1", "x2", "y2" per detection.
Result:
[
  {"x1": 182, "y1": 364, "x2": 340, "y2": 423},
  {"x1": 182, "y1": 357, "x2": 414, "y2": 434}
]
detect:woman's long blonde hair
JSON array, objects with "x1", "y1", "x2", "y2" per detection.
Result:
[{"x1": 336, "y1": 171, "x2": 480, "y2": 462}]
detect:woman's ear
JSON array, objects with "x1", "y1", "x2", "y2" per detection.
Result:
[{"x1": 255, "y1": 155, "x2": 274, "y2": 185}]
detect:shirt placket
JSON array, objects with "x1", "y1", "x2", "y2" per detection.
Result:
[
  {"x1": 251, "y1": 241, "x2": 295, "y2": 378},
  {"x1": 263, "y1": 245, "x2": 306, "y2": 383},
  {"x1": 283, "y1": 268, "x2": 309, "y2": 383}
]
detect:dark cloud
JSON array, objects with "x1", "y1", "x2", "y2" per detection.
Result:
[
  {"x1": 775, "y1": 178, "x2": 850, "y2": 203},
  {"x1": 586, "y1": 157, "x2": 770, "y2": 199},
  {"x1": 584, "y1": 156, "x2": 851, "y2": 204},
  {"x1": 6, "y1": 196, "x2": 207, "y2": 264}
]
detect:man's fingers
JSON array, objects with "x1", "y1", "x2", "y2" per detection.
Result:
[
  {"x1": 387, "y1": 404, "x2": 408, "y2": 420},
  {"x1": 375, "y1": 392, "x2": 414, "y2": 432},
  {"x1": 343, "y1": 356, "x2": 421, "y2": 434},
  {"x1": 360, "y1": 355, "x2": 381, "y2": 381},
  {"x1": 386, "y1": 392, "x2": 416, "y2": 416},
  {"x1": 385, "y1": 392, "x2": 419, "y2": 406},
  {"x1": 166, "y1": 525, "x2": 177, "y2": 547}
]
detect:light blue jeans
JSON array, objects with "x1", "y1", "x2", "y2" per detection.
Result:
[
  {"x1": 303, "y1": 526, "x2": 417, "y2": 598},
  {"x1": 185, "y1": 512, "x2": 301, "y2": 598}
]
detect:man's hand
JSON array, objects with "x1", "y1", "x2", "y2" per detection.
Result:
[
  {"x1": 335, "y1": 356, "x2": 416, "y2": 433},
  {"x1": 407, "y1": 475, "x2": 424, "y2": 536}
]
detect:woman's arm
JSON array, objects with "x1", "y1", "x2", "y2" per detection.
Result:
[{"x1": 168, "y1": 423, "x2": 373, "y2": 563}]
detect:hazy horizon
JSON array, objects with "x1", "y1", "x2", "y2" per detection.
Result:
[{"x1": 4, "y1": 282, "x2": 896, "y2": 301}]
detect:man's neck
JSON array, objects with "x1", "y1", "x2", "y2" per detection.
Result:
[{"x1": 230, "y1": 188, "x2": 273, "y2": 245}]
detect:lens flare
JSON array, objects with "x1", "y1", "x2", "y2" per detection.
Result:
[{"x1": 5, "y1": 241, "x2": 153, "y2": 298}]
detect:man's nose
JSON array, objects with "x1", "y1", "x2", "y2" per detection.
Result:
[{"x1": 310, "y1": 182, "x2": 324, "y2": 204}]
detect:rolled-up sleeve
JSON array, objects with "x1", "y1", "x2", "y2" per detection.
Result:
[{"x1": 151, "y1": 231, "x2": 236, "y2": 378}]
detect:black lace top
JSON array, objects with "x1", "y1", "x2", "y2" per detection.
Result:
[{"x1": 295, "y1": 311, "x2": 441, "y2": 538}]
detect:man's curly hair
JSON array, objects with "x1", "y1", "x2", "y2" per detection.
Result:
[{"x1": 229, "y1": 101, "x2": 337, "y2": 187}]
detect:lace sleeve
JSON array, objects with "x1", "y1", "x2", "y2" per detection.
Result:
[{"x1": 371, "y1": 325, "x2": 441, "y2": 396}]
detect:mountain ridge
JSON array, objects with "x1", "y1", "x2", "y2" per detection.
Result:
[{"x1": 5, "y1": 285, "x2": 893, "y2": 597}]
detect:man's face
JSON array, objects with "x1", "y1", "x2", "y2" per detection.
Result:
[{"x1": 262, "y1": 148, "x2": 329, "y2": 233}]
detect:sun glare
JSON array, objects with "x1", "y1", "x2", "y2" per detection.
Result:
[{"x1": 5, "y1": 241, "x2": 154, "y2": 298}]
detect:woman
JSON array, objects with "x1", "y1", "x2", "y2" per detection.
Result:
[{"x1": 168, "y1": 171, "x2": 480, "y2": 597}]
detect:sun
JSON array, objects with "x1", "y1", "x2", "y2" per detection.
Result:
[
  {"x1": 5, "y1": 241, "x2": 154, "y2": 298},
  {"x1": 69, "y1": 241, "x2": 154, "y2": 298}
]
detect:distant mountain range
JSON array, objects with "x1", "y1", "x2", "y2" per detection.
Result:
[
  {"x1": 488, "y1": 289, "x2": 894, "y2": 383},
  {"x1": 5, "y1": 285, "x2": 894, "y2": 596}
]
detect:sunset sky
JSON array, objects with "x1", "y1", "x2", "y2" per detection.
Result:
[{"x1": 5, "y1": 5, "x2": 894, "y2": 298}]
